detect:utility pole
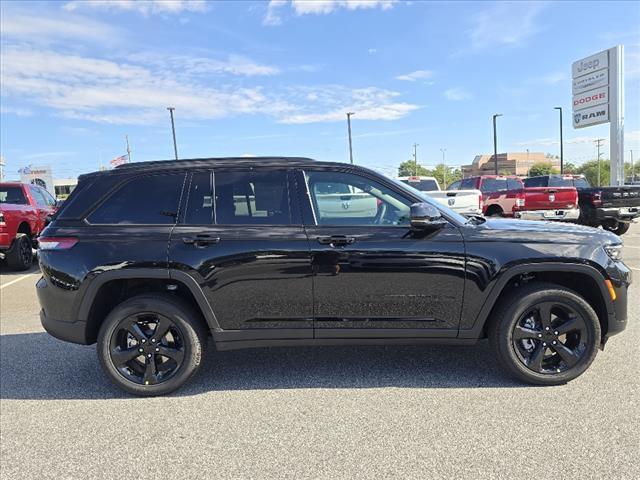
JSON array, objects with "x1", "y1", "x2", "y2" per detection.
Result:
[
  {"x1": 346, "y1": 112, "x2": 355, "y2": 164},
  {"x1": 125, "y1": 135, "x2": 131, "y2": 163},
  {"x1": 554, "y1": 107, "x2": 563, "y2": 173},
  {"x1": 595, "y1": 138, "x2": 605, "y2": 187},
  {"x1": 167, "y1": 107, "x2": 179, "y2": 160},
  {"x1": 631, "y1": 150, "x2": 635, "y2": 183},
  {"x1": 440, "y1": 148, "x2": 447, "y2": 187},
  {"x1": 493, "y1": 114, "x2": 502, "y2": 175},
  {"x1": 413, "y1": 143, "x2": 419, "y2": 176}
]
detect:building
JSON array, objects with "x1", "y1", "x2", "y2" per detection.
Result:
[
  {"x1": 53, "y1": 178, "x2": 78, "y2": 199},
  {"x1": 19, "y1": 165, "x2": 55, "y2": 196},
  {"x1": 462, "y1": 152, "x2": 560, "y2": 177}
]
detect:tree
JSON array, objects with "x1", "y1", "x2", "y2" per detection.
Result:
[
  {"x1": 430, "y1": 164, "x2": 462, "y2": 189},
  {"x1": 563, "y1": 162, "x2": 578, "y2": 174},
  {"x1": 398, "y1": 159, "x2": 429, "y2": 177},
  {"x1": 576, "y1": 159, "x2": 609, "y2": 187},
  {"x1": 528, "y1": 162, "x2": 559, "y2": 177}
]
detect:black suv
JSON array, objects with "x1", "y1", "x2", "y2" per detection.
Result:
[{"x1": 37, "y1": 158, "x2": 630, "y2": 395}]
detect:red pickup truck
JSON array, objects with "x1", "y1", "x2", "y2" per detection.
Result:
[
  {"x1": 454, "y1": 175, "x2": 579, "y2": 221},
  {"x1": 0, "y1": 182, "x2": 57, "y2": 270}
]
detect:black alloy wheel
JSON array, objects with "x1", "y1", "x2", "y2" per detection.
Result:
[
  {"x1": 511, "y1": 302, "x2": 588, "y2": 374},
  {"x1": 109, "y1": 313, "x2": 185, "y2": 386}
]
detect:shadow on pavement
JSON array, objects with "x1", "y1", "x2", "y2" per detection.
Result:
[{"x1": 0, "y1": 332, "x2": 524, "y2": 400}]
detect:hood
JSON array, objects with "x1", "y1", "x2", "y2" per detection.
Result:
[{"x1": 466, "y1": 218, "x2": 620, "y2": 245}]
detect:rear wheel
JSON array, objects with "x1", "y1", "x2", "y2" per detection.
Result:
[
  {"x1": 489, "y1": 283, "x2": 600, "y2": 385},
  {"x1": 97, "y1": 294, "x2": 208, "y2": 396},
  {"x1": 605, "y1": 221, "x2": 631, "y2": 236},
  {"x1": 6, "y1": 234, "x2": 33, "y2": 271}
]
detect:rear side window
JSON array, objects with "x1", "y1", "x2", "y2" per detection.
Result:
[
  {"x1": 480, "y1": 178, "x2": 508, "y2": 193},
  {"x1": 87, "y1": 173, "x2": 185, "y2": 225},
  {"x1": 183, "y1": 171, "x2": 214, "y2": 225},
  {"x1": 214, "y1": 170, "x2": 291, "y2": 225},
  {"x1": 0, "y1": 186, "x2": 28, "y2": 205}
]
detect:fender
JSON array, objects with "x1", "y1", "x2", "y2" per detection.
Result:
[
  {"x1": 459, "y1": 262, "x2": 612, "y2": 339},
  {"x1": 75, "y1": 268, "x2": 221, "y2": 330}
]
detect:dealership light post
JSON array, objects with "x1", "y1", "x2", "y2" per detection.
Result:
[
  {"x1": 167, "y1": 107, "x2": 179, "y2": 160},
  {"x1": 346, "y1": 112, "x2": 355, "y2": 164},
  {"x1": 413, "y1": 143, "x2": 419, "y2": 176},
  {"x1": 492, "y1": 114, "x2": 502, "y2": 175},
  {"x1": 554, "y1": 107, "x2": 564, "y2": 173},
  {"x1": 440, "y1": 148, "x2": 447, "y2": 187}
]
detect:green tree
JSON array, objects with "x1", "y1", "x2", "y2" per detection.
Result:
[
  {"x1": 398, "y1": 159, "x2": 429, "y2": 177},
  {"x1": 429, "y1": 164, "x2": 462, "y2": 189},
  {"x1": 563, "y1": 162, "x2": 578, "y2": 174},
  {"x1": 577, "y1": 159, "x2": 610, "y2": 187},
  {"x1": 528, "y1": 162, "x2": 559, "y2": 177}
]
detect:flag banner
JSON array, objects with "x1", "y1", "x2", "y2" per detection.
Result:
[{"x1": 110, "y1": 155, "x2": 127, "y2": 167}]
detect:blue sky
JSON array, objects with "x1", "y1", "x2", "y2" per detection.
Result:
[{"x1": 1, "y1": 0, "x2": 639, "y2": 180}]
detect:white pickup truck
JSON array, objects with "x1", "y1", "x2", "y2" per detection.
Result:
[{"x1": 398, "y1": 176, "x2": 483, "y2": 216}]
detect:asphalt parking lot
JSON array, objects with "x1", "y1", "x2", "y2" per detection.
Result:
[{"x1": 1, "y1": 229, "x2": 639, "y2": 480}]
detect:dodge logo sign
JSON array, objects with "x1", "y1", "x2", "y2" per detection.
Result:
[{"x1": 549, "y1": 194, "x2": 555, "y2": 202}]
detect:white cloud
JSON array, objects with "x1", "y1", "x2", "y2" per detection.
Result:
[
  {"x1": 264, "y1": 0, "x2": 396, "y2": 24},
  {"x1": 627, "y1": 130, "x2": 640, "y2": 144},
  {"x1": 395, "y1": 70, "x2": 434, "y2": 82},
  {"x1": 444, "y1": 88, "x2": 471, "y2": 101},
  {"x1": 64, "y1": 0, "x2": 208, "y2": 15},
  {"x1": 1, "y1": 47, "x2": 417, "y2": 125},
  {"x1": 368, "y1": 48, "x2": 378, "y2": 54},
  {"x1": 467, "y1": 1, "x2": 547, "y2": 51},
  {"x1": 0, "y1": 105, "x2": 33, "y2": 117},
  {"x1": 263, "y1": 0, "x2": 287, "y2": 25}
]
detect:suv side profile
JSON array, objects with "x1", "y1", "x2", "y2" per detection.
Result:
[{"x1": 37, "y1": 158, "x2": 630, "y2": 395}]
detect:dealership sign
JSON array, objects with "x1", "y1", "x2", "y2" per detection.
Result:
[
  {"x1": 573, "y1": 104, "x2": 609, "y2": 128},
  {"x1": 573, "y1": 86, "x2": 608, "y2": 110}
]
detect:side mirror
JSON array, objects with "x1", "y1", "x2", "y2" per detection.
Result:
[{"x1": 410, "y1": 202, "x2": 447, "y2": 230}]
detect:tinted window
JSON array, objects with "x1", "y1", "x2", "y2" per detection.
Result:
[
  {"x1": 214, "y1": 170, "x2": 291, "y2": 225},
  {"x1": 480, "y1": 178, "x2": 508, "y2": 193},
  {"x1": 574, "y1": 177, "x2": 591, "y2": 188},
  {"x1": 306, "y1": 171, "x2": 411, "y2": 226},
  {"x1": 461, "y1": 178, "x2": 476, "y2": 189},
  {"x1": 401, "y1": 178, "x2": 439, "y2": 192},
  {"x1": 447, "y1": 181, "x2": 461, "y2": 190},
  {"x1": 37, "y1": 187, "x2": 56, "y2": 206},
  {"x1": 88, "y1": 173, "x2": 185, "y2": 224},
  {"x1": 524, "y1": 177, "x2": 546, "y2": 187},
  {"x1": 0, "y1": 186, "x2": 28, "y2": 205},
  {"x1": 183, "y1": 172, "x2": 213, "y2": 224},
  {"x1": 28, "y1": 186, "x2": 48, "y2": 207},
  {"x1": 548, "y1": 176, "x2": 581, "y2": 188},
  {"x1": 507, "y1": 179, "x2": 523, "y2": 190}
]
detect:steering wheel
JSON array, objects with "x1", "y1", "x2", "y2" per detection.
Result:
[{"x1": 373, "y1": 201, "x2": 388, "y2": 225}]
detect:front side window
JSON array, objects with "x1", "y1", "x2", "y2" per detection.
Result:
[
  {"x1": 88, "y1": 173, "x2": 185, "y2": 224},
  {"x1": 305, "y1": 170, "x2": 411, "y2": 226},
  {"x1": 214, "y1": 170, "x2": 291, "y2": 225},
  {"x1": 28, "y1": 186, "x2": 48, "y2": 207}
]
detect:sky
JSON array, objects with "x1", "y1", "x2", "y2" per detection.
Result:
[{"x1": 1, "y1": 0, "x2": 639, "y2": 180}]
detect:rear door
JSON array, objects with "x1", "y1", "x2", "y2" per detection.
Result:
[{"x1": 168, "y1": 168, "x2": 313, "y2": 339}]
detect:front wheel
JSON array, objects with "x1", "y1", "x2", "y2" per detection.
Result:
[
  {"x1": 489, "y1": 283, "x2": 600, "y2": 385},
  {"x1": 604, "y1": 221, "x2": 631, "y2": 236},
  {"x1": 97, "y1": 294, "x2": 208, "y2": 396}
]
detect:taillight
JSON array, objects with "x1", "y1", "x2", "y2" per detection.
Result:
[
  {"x1": 38, "y1": 237, "x2": 78, "y2": 250},
  {"x1": 515, "y1": 193, "x2": 526, "y2": 209},
  {"x1": 592, "y1": 191, "x2": 602, "y2": 206},
  {"x1": 0, "y1": 212, "x2": 5, "y2": 227}
]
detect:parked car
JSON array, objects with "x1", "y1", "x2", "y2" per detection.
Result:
[
  {"x1": 456, "y1": 175, "x2": 579, "y2": 221},
  {"x1": 524, "y1": 174, "x2": 640, "y2": 235},
  {"x1": 0, "y1": 182, "x2": 57, "y2": 270},
  {"x1": 399, "y1": 176, "x2": 483, "y2": 216},
  {"x1": 37, "y1": 158, "x2": 630, "y2": 395}
]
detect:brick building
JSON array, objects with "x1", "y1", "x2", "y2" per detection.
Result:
[{"x1": 462, "y1": 152, "x2": 559, "y2": 177}]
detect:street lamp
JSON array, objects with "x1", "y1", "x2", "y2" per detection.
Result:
[
  {"x1": 554, "y1": 107, "x2": 564, "y2": 173},
  {"x1": 440, "y1": 148, "x2": 447, "y2": 187},
  {"x1": 346, "y1": 112, "x2": 355, "y2": 164},
  {"x1": 493, "y1": 114, "x2": 502, "y2": 175},
  {"x1": 167, "y1": 107, "x2": 178, "y2": 160},
  {"x1": 413, "y1": 143, "x2": 419, "y2": 176}
]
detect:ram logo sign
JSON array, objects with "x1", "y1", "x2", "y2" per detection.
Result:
[{"x1": 573, "y1": 104, "x2": 609, "y2": 129}]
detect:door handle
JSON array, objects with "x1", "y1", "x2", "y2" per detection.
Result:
[
  {"x1": 317, "y1": 235, "x2": 356, "y2": 247},
  {"x1": 182, "y1": 235, "x2": 220, "y2": 247}
]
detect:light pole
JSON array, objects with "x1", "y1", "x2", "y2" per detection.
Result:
[
  {"x1": 493, "y1": 114, "x2": 502, "y2": 175},
  {"x1": 167, "y1": 107, "x2": 178, "y2": 160},
  {"x1": 413, "y1": 143, "x2": 419, "y2": 176},
  {"x1": 632, "y1": 150, "x2": 635, "y2": 183},
  {"x1": 595, "y1": 138, "x2": 605, "y2": 187},
  {"x1": 346, "y1": 112, "x2": 355, "y2": 164},
  {"x1": 440, "y1": 148, "x2": 447, "y2": 187},
  {"x1": 554, "y1": 107, "x2": 564, "y2": 173}
]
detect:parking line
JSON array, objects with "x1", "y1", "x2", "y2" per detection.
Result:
[
  {"x1": 623, "y1": 245, "x2": 640, "y2": 249},
  {"x1": 0, "y1": 273, "x2": 37, "y2": 290}
]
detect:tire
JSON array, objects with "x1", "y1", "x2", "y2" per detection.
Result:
[
  {"x1": 611, "y1": 222, "x2": 631, "y2": 236},
  {"x1": 488, "y1": 282, "x2": 600, "y2": 386},
  {"x1": 6, "y1": 234, "x2": 33, "y2": 271},
  {"x1": 97, "y1": 294, "x2": 208, "y2": 396}
]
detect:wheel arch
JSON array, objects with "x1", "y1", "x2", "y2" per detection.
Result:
[
  {"x1": 77, "y1": 269, "x2": 219, "y2": 344},
  {"x1": 16, "y1": 221, "x2": 31, "y2": 236},
  {"x1": 460, "y1": 262, "x2": 613, "y2": 341}
]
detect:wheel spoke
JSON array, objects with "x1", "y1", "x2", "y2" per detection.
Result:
[
  {"x1": 550, "y1": 342, "x2": 581, "y2": 368},
  {"x1": 157, "y1": 345, "x2": 184, "y2": 363},
  {"x1": 526, "y1": 344, "x2": 546, "y2": 372},
  {"x1": 143, "y1": 355, "x2": 158, "y2": 385},
  {"x1": 127, "y1": 322, "x2": 148, "y2": 343},
  {"x1": 513, "y1": 325, "x2": 542, "y2": 341},
  {"x1": 555, "y1": 315, "x2": 583, "y2": 336},
  {"x1": 111, "y1": 346, "x2": 141, "y2": 365},
  {"x1": 537, "y1": 303, "x2": 553, "y2": 329},
  {"x1": 151, "y1": 317, "x2": 171, "y2": 343}
]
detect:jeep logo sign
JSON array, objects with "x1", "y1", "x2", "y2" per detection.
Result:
[
  {"x1": 572, "y1": 50, "x2": 608, "y2": 78},
  {"x1": 573, "y1": 104, "x2": 609, "y2": 129}
]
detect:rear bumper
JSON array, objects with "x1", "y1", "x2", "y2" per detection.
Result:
[
  {"x1": 40, "y1": 309, "x2": 89, "y2": 345},
  {"x1": 514, "y1": 208, "x2": 580, "y2": 221},
  {"x1": 596, "y1": 206, "x2": 640, "y2": 222},
  {"x1": 37, "y1": 275, "x2": 89, "y2": 345},
  {"x1": 455, "y1": 207, "x2": 483, "y2": 216}
]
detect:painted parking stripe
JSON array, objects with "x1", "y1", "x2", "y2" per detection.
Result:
[{"x1": 0, "y1": 273, "x2": 37, "y2": 290}]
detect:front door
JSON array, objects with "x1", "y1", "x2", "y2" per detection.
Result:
[
  {"x1": 299, "y1": 169, "x2": 466, "y2": 338},
  {"x1": 168, "y1": 169, "x2": 313, "y2": 340}
]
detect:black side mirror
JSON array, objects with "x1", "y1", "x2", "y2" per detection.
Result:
[{"x1": 410, "y1": 202, "x2": 447, "y2": 230}]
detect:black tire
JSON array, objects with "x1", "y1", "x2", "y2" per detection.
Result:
[
  {"x1": 488, "y1": 282, "x2": 600, "y2": 386},
  {"x1": 6, "y1": 234, "x2": 33, "y2": 271},
  {"x1": 611, "y1": 222, "x2": 631, "y2": 236},
  {"x1": 97, "y1": 294, "x2": 208, "y2": 396}
]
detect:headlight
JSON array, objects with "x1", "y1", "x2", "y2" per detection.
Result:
[{"x1": 604, "y1": 244, "x2": 623, "y2": 261}]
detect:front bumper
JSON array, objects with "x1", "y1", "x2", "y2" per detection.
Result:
[
  {"x1": 596, "y1": 206, "x2": 640, "y2": 222},
  {"x1": 603, "y1": 260, "x2": 631, "y2": 343},
  {"x1": 514, "y1": 208, "x2": 580, "y2": 221}
]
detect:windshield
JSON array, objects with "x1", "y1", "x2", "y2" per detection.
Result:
[
  {"x1": 400, "y1": 178, "x2": 439, "y2": 192},
  {"x1": 389, "y1": 177, "x2": 467, "y2": 224}
]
